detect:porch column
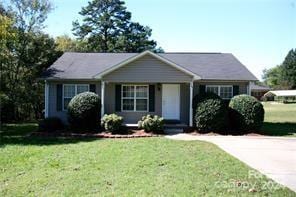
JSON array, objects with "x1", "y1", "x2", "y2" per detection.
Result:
[
  {"x1": 44, "y1": 80, "x2": 49, "y2": 118},
  {"x1": 247, "y1": 81, "x2": 252, "y2": 95},
  {"x1": 101, "y1": 81, "x2": 105, "y2": 117},
  {"x1": 189, "y1": 80, "x2": 194, "y2": 127}
]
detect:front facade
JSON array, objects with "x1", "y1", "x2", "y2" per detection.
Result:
[{"x1": 43, "y1": 51, "x2": 257, "y2": 126}]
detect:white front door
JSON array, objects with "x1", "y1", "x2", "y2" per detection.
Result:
[{"x1": 162, "y1": 84, "x2": 180, "y2": 120}]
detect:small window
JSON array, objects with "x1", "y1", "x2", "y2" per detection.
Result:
[
  {"x1": 122, "y1": 85, "x2": 148, "y2": 111},
  {"x1": 63, "y1": 84, "x2": 89, "y2": 110},
  {"x1": 206, "y1": 85, "x2": 233, "y2": 99}
]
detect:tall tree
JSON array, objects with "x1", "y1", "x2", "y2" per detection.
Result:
[
  {"x1": 1, "y1": 0, "x2": 61, "y2": 121},
  {"x1": 282, "y1": 49, "x2": 296, "y2": 89},
  {"x1": 72, "y1": 0, "x2": 161, "y2": 52}
]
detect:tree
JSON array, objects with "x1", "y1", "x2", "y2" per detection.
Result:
[
  {"x1": 1, "y1": 0, "x2": 61, "y2": 121},
  {"x1": 262, "y1": 65, "x2": 284, "y2": 89},
  {"x1": 282, "y1": 49, "x2": 296, "y2": 89},
  {"x1": 55, "y1": 35, "x2": 88, "y2": 52},
  {"x1": 72, "y1": 0, "x2": 161, "y2": 52}
]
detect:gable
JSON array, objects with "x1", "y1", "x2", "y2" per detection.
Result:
[{"x1": 102, "y1": 54, "x2": 193, "y2": 82}]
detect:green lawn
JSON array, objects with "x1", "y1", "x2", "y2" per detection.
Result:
[
  {"x1": 261, "y1": 102, "x2": 296, "y2": 136},
  {"x1": 1, "y1": 124, "x2": 295, "y2": 196}
]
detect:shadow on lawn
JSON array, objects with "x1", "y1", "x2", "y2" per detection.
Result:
[
  {"x1": 0, "y1": 124, "x2": 100, "y2": 147},
  {"x1": 261, "y1": 122, "x2": 296, "y2": 136}
]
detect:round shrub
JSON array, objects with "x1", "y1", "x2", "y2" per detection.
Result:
[
  {"x1": 229, "y1": 94, "x2": 264, "y2": 132},
  {"x1": 38, "y1": 117, "x2": 64, "y2": 132},
  {"x1": 194, "y1": 92, "x2": 227, "y2": 132},
  {"x1": 67, "y1": 92, "x2": 101, "y2": 130},
  {"x1": 101, "y1": 114, "x2": 123, "y2": 133},
  {"x1": 138, "y1": 115, "x2": 164, "y2": 133}
]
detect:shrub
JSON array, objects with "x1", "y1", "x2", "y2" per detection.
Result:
[
  {"x1": 138, "y1": 115, "x2": 164, "y2": 133},
  {"x1": 101, "y1": 114, "x2": 123, "y2": 133},
  {"x1": 67, "y1": 92, "x2": 101, "y2": 130},
  {"x1": 38, "y1": 117, "x2": 64, "y2": 132},
  {"x1": 229, "y1": 94, "x2": 264, "y2": 132},
  {"x1": 194, "y1": 92, "x2": 227, "y2": 132}
]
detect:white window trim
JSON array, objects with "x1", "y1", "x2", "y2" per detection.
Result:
[
  {"x1": 121, "y1": 84, "x2": 149, "y2": 112},
  {"x1": 206, "y1": 85, "x2": 233, "y2": 99},
  {"x1": 62, "y1": 84, "x2": 90, "y2": 111}
]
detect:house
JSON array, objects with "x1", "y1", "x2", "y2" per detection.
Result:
[
  {"x1": 264, "y1": 90, "x2": 296, "y2": 102},
  {"x1": 42, "y1": 50, "x2": 257, "y2": 126},
  {"x1": 250, "y1": 83, "x2": 271, "y2": 100}
]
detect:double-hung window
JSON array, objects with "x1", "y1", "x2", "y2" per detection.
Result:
[
  {"x1": 206, "y1": 85, "x2": 233, "y2": 99},
  {"x1": 63, "y1": 84, "x2": 89, "y2": 110},
  {"x1": 122, "y1": 85, "x2": 148, "y2": 111}
]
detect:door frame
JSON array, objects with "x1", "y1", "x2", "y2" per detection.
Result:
[{"x1": 162, "y1": 84, "x2": 180, "y2": 120}]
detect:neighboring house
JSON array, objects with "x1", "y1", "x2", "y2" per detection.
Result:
[
  {"x1": 42, "y1": 50, "x2": 257, "y2": 126},
  {"x1": 250, "y1": 83, "x2": 271, "y2": 100},
  {"x1": 264, "y1": 90, "x2": 296, "y2": 102}
]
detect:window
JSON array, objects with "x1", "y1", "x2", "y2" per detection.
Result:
[
  {"x1": 63, "y1": 84, "x2": 89, "y2": 110},
  {"x1": 206, "y1": 85, "x2": 233, "y2": 99},
  {"x1": 220, "y1": 86, "x2": 233, "y2": 99},
  {"x1": 122, "y1": 85, "x2": 148, "y2": 111}
]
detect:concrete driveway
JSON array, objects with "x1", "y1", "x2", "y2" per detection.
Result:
[{"x1": 166, "y1": 134, "x2": 296, "y2": 192}]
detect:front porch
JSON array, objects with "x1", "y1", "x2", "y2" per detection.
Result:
[{"x1": 100, "y1": 81, "x2": 194, "y2": 127}]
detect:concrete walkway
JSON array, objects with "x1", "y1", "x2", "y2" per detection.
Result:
[{"x1": 166, "y1": 134, "x2": 296, "y2": 192}]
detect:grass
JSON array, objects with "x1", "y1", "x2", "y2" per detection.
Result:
[
  {"x1": 1, "y1": 124, "x2": 295, "y2": 196},
  {"x1": 261, "y1": 102, "x2": 296, "y2": 136}
]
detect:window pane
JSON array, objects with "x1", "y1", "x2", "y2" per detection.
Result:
[
  {"x1": 220, "y1": 86, "x2": 232, "y2": 99},
  {"x1": 122, "y1": 99, "x2": 134, "y2": 110},
  {"x1": 206, "y1": 86, "x2": 219, "y2": 95},
  {"x1": 64, "y1": 98, "x2": 71, "y2": 110},
  {"x1": 136, "y1": 99, "x2": 147, "y2": 111},
  {"x1": 136, "y1": 86, "x2": 148, "y2": 98},
  {"x1": 64, "y1": 85, "x2": 75, "y2": 97},
  {"x1": 122, "y1": 86, "x2": 134, "y2": 98},
  {"x1": 77, "y1": 85, "x2": 89, "y2": 94}
]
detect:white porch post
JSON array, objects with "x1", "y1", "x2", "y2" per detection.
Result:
[
  {"x1": 101, "y1": 81, "x2": 105, "y2": 117},
  {"x1": 44, "y1": 80, "x2": 49, "y2": 118},
  {"x1": 189, "y1": 80, "x2": 194, "y2": 127},
  {"x1": 247, "y1": 81, "x2": 252, "y2": 95}
]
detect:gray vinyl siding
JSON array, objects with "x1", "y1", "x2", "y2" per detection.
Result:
[
  {"x1": 193, "y1": 81, "x2": 249, "y2": 97},
  {"x1": 103, "y1": 54, "x2": 193, "y2": 83},
  {"x1": 104, "y1": 83, "x2": 189, "y2": 124},
  {"x1": 48, "y1": 81, "x2": 101, "y2": 123}
]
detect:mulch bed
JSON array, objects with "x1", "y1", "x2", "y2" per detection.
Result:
[{"x1": 29, "y1": 129, "x2": 162, "y2": 139}]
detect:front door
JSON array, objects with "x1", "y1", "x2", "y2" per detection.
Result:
[{"x1": 162, "y1": 84, "x2": 180, "y2": 120}]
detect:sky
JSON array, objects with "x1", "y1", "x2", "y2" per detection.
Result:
[{"x1": 41, "y1": 0, "x2": 296, "y2": 80}]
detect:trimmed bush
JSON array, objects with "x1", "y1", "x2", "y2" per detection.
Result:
[
  {"x1": 229, "y1": 94, "x2": 264, "y2": 132},
  {"x1": 138, "y1": 115, "x2": 164, "y2": 133},
  {"x1": 194, "y1": 92, "x2": 227, "y2": 132},
  {"x1": 38, "y1": 117, "x2": 64, "y2": 132},
  {"x1": 101, "y1": 114, "x2": 123, "y2": 133},
  {"x1": 67, "y1": 92, "x2": 101, "y2": 130}
]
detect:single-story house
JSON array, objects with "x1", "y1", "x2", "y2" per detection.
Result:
[
  {"x1": 42, "y1": 50, "x2": 257, "y2": 126},
  {"x1": 250, "y1": 83, "x2": 271, "y2": 100},
  {"x1": 264, "y1": 90, "x2": 296, "y2": 102}
]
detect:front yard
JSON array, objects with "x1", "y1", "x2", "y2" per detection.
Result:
[{"x1": 0, "y1": 124, "x2": 294, "y2": 196}]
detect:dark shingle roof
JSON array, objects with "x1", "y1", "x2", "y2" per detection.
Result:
[
  {"x1": 43, "y1": 52, "x2": 257, "y2": 81},
  {"x1": 250, "y1": 84, "x2": 271, "y2": 90}
]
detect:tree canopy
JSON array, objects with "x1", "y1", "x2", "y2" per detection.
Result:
[
  {"x1": 72, "y1": 0, "x2": 162, "y2": 52},
  {"x1": 262, "y1": 49, "x2": 296, "y2": 90},
  {"x1": 0, "y1": 0, "x2": 61, "y2": 121}
]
